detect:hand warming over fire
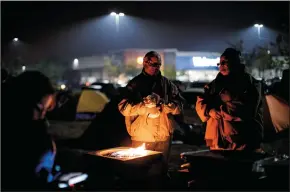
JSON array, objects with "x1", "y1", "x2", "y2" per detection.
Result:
[
  {"x1": 143, "y1": 93, "x2": 160, "y2": 106},
  {"x1": 143, "y1": 94, "x2": 161, "y2": 118}
]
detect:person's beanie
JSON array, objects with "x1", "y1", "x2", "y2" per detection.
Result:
[
  {"x1": 221, "y1": 48, "x2": 241, "y2": 65},
  {"x1": 144, "y1": 51, "x2": 162, "y2": 63}
]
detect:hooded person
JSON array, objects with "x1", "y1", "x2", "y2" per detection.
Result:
[
  {"x1": 2, "y1": 71, "x2": 60, "y2": 190},
  {"x1": 118, "y1": 51, "x2": 184, "y2": 179},
  {"x1": 195, "y1": 48, "x2": 263, "y2": 151}
]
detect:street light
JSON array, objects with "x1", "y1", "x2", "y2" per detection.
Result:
[
  {"x1": 73, "y1": 58, "x2": 79, "y2": 69},
  {"x1": 110, "y1": 12, "x2": 125, "y2": 32},
  {"x1": 22, "y1": 65, "x2": 26, "y2": 71},
  {"x1": 254, "y1": 24, "x2": 263, "y2": 39},
  {"x1": 13, "y1": 37, "x2": 19, "y2": 42}
]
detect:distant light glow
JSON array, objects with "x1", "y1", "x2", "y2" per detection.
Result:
[
  {"x1": 22, "y1": 65, "x2": 26, "y2": 71},
  {"x1": 58, "y1": 183, "x2": 68, "y2": 188},
  {"x1": 254, "y1": 24, "x2": 263, "y2": 28},
  {"x1": 13, "y1": 38, "x2": 18, "y2": 42},
  {"x1": 267, "y1": 50, "x2": 271, "y2": 54},
  {"x1": 73, "y1": 58, "x2": 79, "y2": 69},
  {"x1": 137, "y1": 57, "x2": 143, "y2": 64},
  {"x1": 60, "y1": 84, "x2": 66, "y2": 90},
  {"x1": 68, "y1": 174, "x2": 88, "y2": 185},
  {"x1": 87, "y1": 76, "x2": 97, "y2": 83},
  {"x1": 192, "y1": 57, "x2": 220, "y2": 67},
  {"x1": 110, "y1": 12, "x2": 125, "y2": 17},
  {"x1": 90, "y1": 85, "x2": 102, "y2": 89}
]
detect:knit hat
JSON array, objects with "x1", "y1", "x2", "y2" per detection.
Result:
[
  {"x1": 144, "y1": 51, "x2": 162, "y2": 64},
  {"x1": 221, "y1": 48, "x2": 241, "y2": 65}
]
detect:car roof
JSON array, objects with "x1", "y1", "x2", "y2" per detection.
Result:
[{"x1": 183, "y1": 88, "x2": 204, "y2": 93}]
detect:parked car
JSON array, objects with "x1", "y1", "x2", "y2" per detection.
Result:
[{"x1": 83, "y1": 82, "x2": 120, "y2": 99}]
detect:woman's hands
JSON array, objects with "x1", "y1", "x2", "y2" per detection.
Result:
[{"x1": 209, "y1": 109, "x2": 222, "y2": 119}]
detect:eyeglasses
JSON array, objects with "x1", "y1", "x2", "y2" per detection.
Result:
[
  {"x1": 217, "y1": 60, "x2": 228, "y2": 67},
  {"x1": 146, "y1": 61, "x2": 161, "y2": 68}
]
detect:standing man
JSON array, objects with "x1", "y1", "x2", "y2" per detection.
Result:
[{"x1": 118, "y1": 51, "x2": 184, "y2": 177}]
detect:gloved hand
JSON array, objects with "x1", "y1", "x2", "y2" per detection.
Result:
[
  {"x1": 150, "y1": 92, "x2": 161, "y2": 104},
  {"x1": 143, "y1": 93, "x2": 160, "y2": 108},
  {"x1": 143, "y1": 94, "x2": 161, "y2": 118}
]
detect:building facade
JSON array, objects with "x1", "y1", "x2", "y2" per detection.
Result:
[
  {"x1": 68, "y1": 49, "x2": 288, "y2": 86},
  {"x1": 109, "y1": 48, "x2": 177, "y2": 79},
  {"x1": 175, "y1": 51, "x2": 221, "y2": 82},
  {"x1": 109, "y1": 49, "x2": 221, "y2": 82},
  {"x1": 71, "y1": 55, "x2": 107, "y2": 84}
]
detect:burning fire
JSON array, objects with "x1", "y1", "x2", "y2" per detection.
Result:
[{"x1": 110, "y1": 143, "x2": 147, "y2": 158}]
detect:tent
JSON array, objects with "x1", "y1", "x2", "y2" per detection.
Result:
[
  {"x1": 76, "y1": 90, "x2": 110, "y2": 120},
  {"x1": 263, "y1": 94, "x2": 289, "y2": 136},
  {"x1": 262, "y1": 94, "x2": 289, "y2": 155}
]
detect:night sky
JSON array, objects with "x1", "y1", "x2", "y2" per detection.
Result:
[{"x1": 2, "y1": 1, "x2": 289, "y2": 61}]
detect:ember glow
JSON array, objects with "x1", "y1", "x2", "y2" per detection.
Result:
[{"x1": 109, "y1": 143, "x2": 147, "y2": 158}]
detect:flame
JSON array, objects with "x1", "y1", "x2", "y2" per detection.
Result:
[{"x1": 111, "y1": 143, "x2": 147, "y2": 157}]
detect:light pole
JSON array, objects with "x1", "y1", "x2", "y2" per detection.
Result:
[
  {"x1": 110, "y1": 12, "x2": 125, "y2": 32},
  {"x1": 11, "y1": 37, "x2": 22, "y2": 74},
  {"x1": 254, "y1": 24, "x2": 263, "y2": 40}
]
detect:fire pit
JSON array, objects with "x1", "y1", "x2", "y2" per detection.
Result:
[
  {"x1": 84, "y1": 143, "x2": 163, "y2": 181},
  {"x1": 87, "y1": 143, "x2": 162, "y2": 164}
]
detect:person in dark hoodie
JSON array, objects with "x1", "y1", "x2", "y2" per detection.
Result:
[
  {"x1": 196, "y1": 48, "x2": 263, "y2": 151},
  {"x1": 2, "y1": 71, "x2": 59, "y2": 191}
]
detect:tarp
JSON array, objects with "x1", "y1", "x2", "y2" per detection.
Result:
[
  {"x1": 76, "y1": 89, "x2": 109, "y2": 113},
  {"x1": 263, "y1": 94, "x2": 289, "y2": 143}
]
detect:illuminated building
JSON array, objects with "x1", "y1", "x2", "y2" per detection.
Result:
[{"x1": 175, "y1": 51, "x2": 221, "y2": 82}]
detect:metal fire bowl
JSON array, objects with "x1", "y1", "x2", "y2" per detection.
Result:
[
  {"x1": 93, "y1": 147, "x2": 162, "y2": 162},
  {"x1": 84, "y1": 147, "x2": 163, "y2": 178}
]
